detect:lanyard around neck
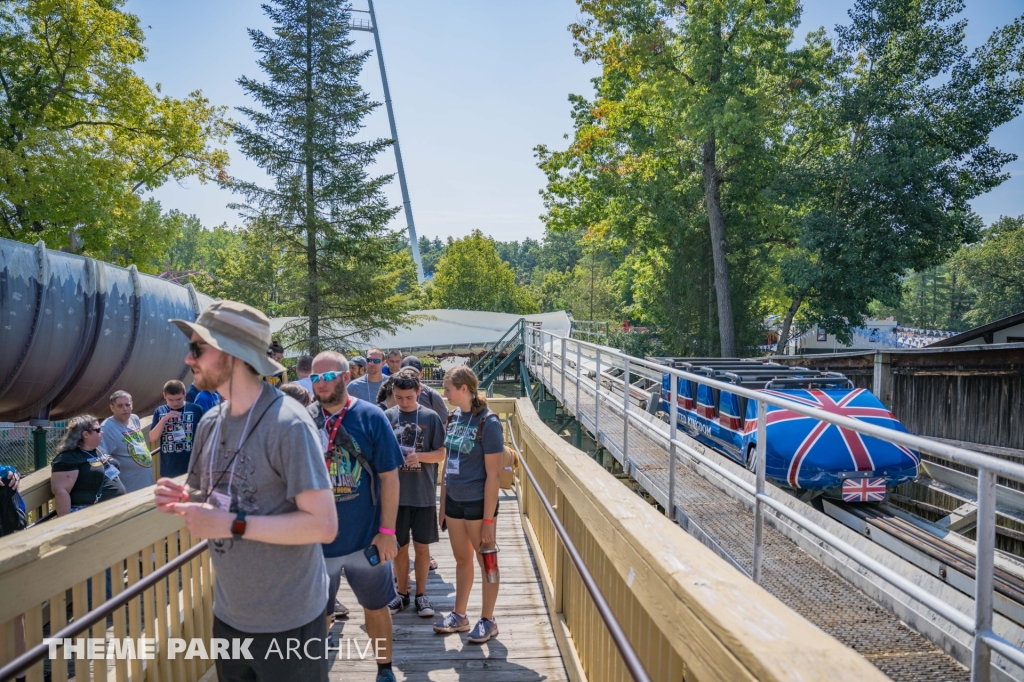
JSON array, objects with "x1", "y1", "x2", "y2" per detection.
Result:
[
  {"x1": 207, "y1": 383, "x2": 264, "y2": 495},
  {"x1": 325, "y1": 396, "x2": 355, "y2": 448}
]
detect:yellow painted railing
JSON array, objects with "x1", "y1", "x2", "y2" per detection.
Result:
[
  {"x1": 507, "y1": 396, "x2": 887, "y2": 682},
  {"x1": 0, "y1": 488, "x2": 213, "y2": 682}
]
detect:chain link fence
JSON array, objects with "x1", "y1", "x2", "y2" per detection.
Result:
[{"x1": 0, "y1": 421, "x2": 70, "y2": 474}]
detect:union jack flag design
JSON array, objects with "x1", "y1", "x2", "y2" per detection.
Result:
[
  {"x1": 760, "y1": 388, "x2": 920, "y2": 489},
  {"x1": 659, "y1": 368, "x2": 921, "y2": 492},
  {"x1": 842, "y1": 478, "x2": 887, "y2": 502}
]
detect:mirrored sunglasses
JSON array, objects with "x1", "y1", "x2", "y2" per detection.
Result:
[
  {"x1": 366, "y1": 358, "x2": 383, "y2": 364},
  {"x1": 310, "y1": 371, "x2": 341, "y2": 383}
]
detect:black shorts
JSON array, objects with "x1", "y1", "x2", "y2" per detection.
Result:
[
  {"x1": 396, "y1": 505, "x2": 439, "y2": 547},
  {"x1": 444, "y1": 495, "x2": 499, "y2": 521}
]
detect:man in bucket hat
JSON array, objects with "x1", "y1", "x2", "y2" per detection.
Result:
[{"x1": 154, "y1": 301, "x2": 337, "y2": 682}]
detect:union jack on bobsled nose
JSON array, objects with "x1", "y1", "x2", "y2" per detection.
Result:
[{"x1": 754, "y1": 388, "x2": 920, "y2": 491}]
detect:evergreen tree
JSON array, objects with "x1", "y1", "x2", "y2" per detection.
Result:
[{"x1": 225, "y1": 0, "x2": 414, "y2": 353}]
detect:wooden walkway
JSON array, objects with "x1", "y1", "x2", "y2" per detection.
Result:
[{"x1": 328, "y1": 490, "x2": 568, "y2": 681}]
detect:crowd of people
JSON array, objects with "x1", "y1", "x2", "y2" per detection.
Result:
[{"x1": 22, "y1": 299, "x2": 505, "y2": 682}]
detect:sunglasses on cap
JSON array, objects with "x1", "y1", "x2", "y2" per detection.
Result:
[
  {"x1": 366, "y1": 358, "x2": 383, "y2": 364},
  {"x1": 310, "y1": 372, "x2": 342, "y2": 383}
]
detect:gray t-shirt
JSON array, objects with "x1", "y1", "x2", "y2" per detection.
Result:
[
  {"x1": 384, "y1": 405, "x2": 445, "y2": 508},
  {"x1": 185, "y1": 387, "x2": 332, "y2": 633},
  {"x1": 100, "y1": 415, "x2": 154, "y2": 492},
  {"x1": 444, "y1": 409, "x2": 504, "y2": 502},
  {"x1": 417, "y1": 385, "x2": 448, "y2": 423},
  {"x1": 348, "y1": 375, "x2": 385, "y2": 403}
]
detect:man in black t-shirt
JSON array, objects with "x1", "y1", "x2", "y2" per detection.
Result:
[{"x1": 383, "y1": 369, "x2": 446, "y2": 617}]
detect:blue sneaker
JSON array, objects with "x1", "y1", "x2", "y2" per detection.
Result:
[
  {"x1": 432, "y1": 611, "x2": 470, "y2": 633},
  {"x1": 376, "y1": 668, "x2": 397, "y2": 682},
  {"x1": 467, "y1": 618, "x2": 498, "y2": 644}
]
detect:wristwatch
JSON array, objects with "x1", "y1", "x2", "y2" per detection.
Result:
[{"x1": 231, "y1": 511, "x2": 247, "y2": 541}]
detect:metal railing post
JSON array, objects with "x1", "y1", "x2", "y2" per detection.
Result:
[
  {"x1": 561, "y1": 336, "x2": 567, "y2": 402},
  {"x1": 549, "y1": 331, "x2": 554, "y2": 387},
  {"x1": 753, "y1": 400, "x2": 768, "y2": 584},
  {"x1": 575, "y1": 341, "x2": 582, "y2": 414},
  {"x1": 622, "y1": 356, "x2": 630, "y2": 464},
  {"x1": 973, "y1": 467, "x2": 996, "y2": 682},
  {"x1": 595, "y1": 349, "x2": 602, "y2": 441},
  {"x1": 668, "y1": 376, "x2": 678, "y2": 520}
]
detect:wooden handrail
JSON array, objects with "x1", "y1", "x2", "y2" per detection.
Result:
[{"x1": 509, "y1": 396, "x2": 889, "y2": 682}]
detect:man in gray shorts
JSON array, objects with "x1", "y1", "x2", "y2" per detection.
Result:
[{"x1": 308, "y1": 351, "x2": 404, "y2": 682}]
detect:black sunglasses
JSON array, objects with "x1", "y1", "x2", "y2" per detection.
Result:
[
  {"x1": 190, "y1": 341, "x2": 206, "y2": 359},
  {"x1": 83, "y1": 425, "x2": 101, "y2": 433}
]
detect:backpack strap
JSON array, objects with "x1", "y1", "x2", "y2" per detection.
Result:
[{"x1": 474, "y1": 409, "x2": 499, "y2": 443}]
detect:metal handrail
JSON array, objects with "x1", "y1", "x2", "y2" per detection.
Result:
[
  {"x1": 529, "y1": 328, "x2": 1022, "y2": 681},
  {"x1": 506, "y1": 419, "x2": 653, "y2": 682},
  {"x1": 0, "y1": 538, "x2": 209, "y2": 681}
]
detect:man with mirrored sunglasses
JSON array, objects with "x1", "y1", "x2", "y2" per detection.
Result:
[
  {"x1": 308, "y1": 351, "x2": 403, "y2": 682},
  {"x1": 348, "y1": 348, "x2": 386, "y2": 403}
]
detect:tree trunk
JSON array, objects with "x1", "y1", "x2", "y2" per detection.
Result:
[
  {"x1": 702, "y1": 135, "x2": 736, "y2": 356},
  {"x1": 775, "y1": 291, "x2": 804, "y2": 356},
  {"x1": 304, "y1": 1, "x2": 320, "y2": 355}
]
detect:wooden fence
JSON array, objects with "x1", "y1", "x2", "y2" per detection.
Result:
[
  {"x1": 0, "y1": 488, "x2": 213, "y2": 682},
  {"x1": 772, "y1": 344, "x2": 1024, "y2": 452},
  {"x1": 505, "y1": 396, "x2": 887, "y2": 682}
]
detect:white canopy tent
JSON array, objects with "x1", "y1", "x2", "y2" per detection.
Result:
[{"x1": 269, "y1": 309, "x2": 572, "y2": 355}]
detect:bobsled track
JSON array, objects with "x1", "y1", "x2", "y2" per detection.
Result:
[
  {"x1": 525, "y1": 328, "x2": 1024, "y2": 682},
  {"x1": 0, "y1": 238, "x2": 212, "y2": 423}
]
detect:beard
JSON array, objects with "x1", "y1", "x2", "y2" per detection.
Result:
[
  {"x1": 194, "y1": 352, "x2": 232, "y2": 391},
  {"x1": 318, "y1": 382, "x2": 347, "y2": 409}
]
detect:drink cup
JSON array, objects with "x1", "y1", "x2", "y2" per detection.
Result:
[{"x1": 481, "y1": 547, "x2": 500, "y2": 583}]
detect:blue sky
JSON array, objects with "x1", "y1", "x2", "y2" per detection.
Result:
[{"x1": 127, "y1": 0, "x2": 1024, "y2": 243}]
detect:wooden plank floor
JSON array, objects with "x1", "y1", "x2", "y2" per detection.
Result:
[{"x1": 328, "y1": 490, "x2": 568, "y2": 681}]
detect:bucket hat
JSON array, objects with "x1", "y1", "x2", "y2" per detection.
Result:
[{"x1": 170, "y1": 301, "x2": 285, "y2": 377}]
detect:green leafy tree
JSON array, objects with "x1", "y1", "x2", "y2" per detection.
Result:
[
  {"x1": 535, "y1": 256, "x2": 620, "y2": 321},
  {"x1": 494, "y1": 237, "x2": 541, "y2": 284},
  {"x1": 427, "y1": 230, "x2": 538, "y2": 314},
  {"x1": 773, "y1": 0, "x2": 1024, "y2": 351},
  {"x1": 155, "y1": 212, "x2": 241, "y2": 288},
  {"x1": 210, "y1": 217, "x2": 302, "y2": 317},
  {"x1": 540, "y1": 0, "x2": 812, "y2": 356},
  {"x1": 0, "y1": 0, "x2": 229, "y2": 264},
  {"x1": 225, "y1": 0, "x2": 414, "y2": 353},
  {"x1": 416, "y1": 235, "x2": 447, "y2": 276},
  {"x1": 953, "y1": 216, "x2": 1024, "y2": 326}
]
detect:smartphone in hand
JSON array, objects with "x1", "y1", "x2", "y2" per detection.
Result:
[{"x1": 364, "y1": 544, "x2": 381, "y2": 567}]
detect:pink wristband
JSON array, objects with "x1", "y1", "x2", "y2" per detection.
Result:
[{"x1": 378, "y1": 526, "x2": 396, "y2": 535}]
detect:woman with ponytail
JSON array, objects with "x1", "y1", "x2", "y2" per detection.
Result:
[{"x1": 432, "y1": 366, "x2": 503, "y2": 643}]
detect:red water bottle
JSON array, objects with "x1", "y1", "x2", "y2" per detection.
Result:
[{"x1": 481, "y1": 547, "x2": 500, "y2": 583}]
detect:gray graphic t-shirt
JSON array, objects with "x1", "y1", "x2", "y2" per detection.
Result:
[
  {"x1": 384, "y1": 405, "x2": 445, "y2": 508},
  {"x1": 348, "y1": 375, "x2": 385, "y2": 403},
  {"x1": 100, "y1": 415, "x2": 154, "y2": 492},
  {"x1": 443, "y1": 409, "x2": 504, "y2": 502},
  {"x1": 186, "y1": 387, "x2": 332, "y2": 633}
]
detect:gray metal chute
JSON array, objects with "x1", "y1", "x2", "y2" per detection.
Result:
[{"x1": 0, "y1": 237, "x2": 215, "y2": 423}]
